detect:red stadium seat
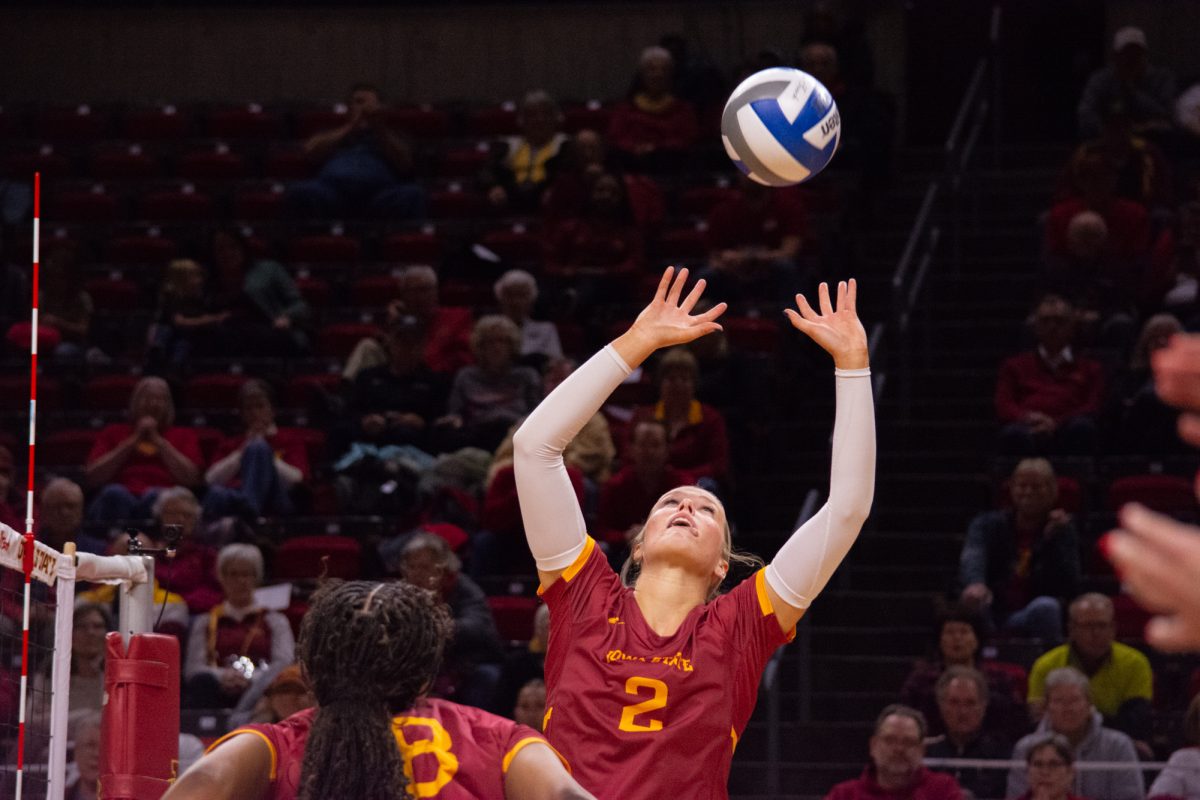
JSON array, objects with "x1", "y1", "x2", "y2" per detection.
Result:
[
  {"x1": 467, "y1": 103, "x2": 519, "y2": 136},
  {"x1": 480, "y1": 228, "x2": 543, "y2": 267},
  {"x1": 280, "y1": 426, "x2": 327, "y2": 466},
  {"x1": 292, "y1": 276, "x2": 331, "y2": 309},
  {"x1": 657, "y1": 225, "x2": 709, "y2": 260},
  {"x1": 1106, "y1": 474, "x2": 1196, "y2": 517},
  {"x1": 232, "y1": 185, "x2": 286, "y2": 220},
  {"x1": 184, "y1": 373, "x2": 249, "y2": 410},
  {"x1": 380, "y1": 231, "x2": 442, "y2": 264},
  {"x1": 3, "y1": 147, "x2": 71, "y2": 180},
  {"x1": 440, "y1": 280, "x2": 492, "y2": 309},
  {"x1": 1112, "y1": 592, "x2": 1153, "y2": 640},
  {"x1": 85, "y1": 276, "x2": 140, "y2": 310},
  {"x1": 89, "y1": 145, "x2": 161, "y2": 180},
  {"x1": 380, "y1": 106, "x2": 452, "y2": 139},
  {"x1": 121, "y1": 105, "x2": 192, "y2": 140},
  {"x1": 487, "y1": 596, "x2": 540, "y2": 642},
  {"x1": 178, "y1": 148, "x2": 249, "y2": 181},
  {"x1": 350, "y1": 275, "x2": 403, "y2": 308},
  {"x1": 317, "y1": 322, "x2": 382, "y2": 359},
  {"x1": 429, "y1": 188, "x2": 486, "y2": 219},
  {"x1": 137, "y1": 188, "x2": 215, "y2": 221},
  {"x1": 722, "y1": 317, "x2": 782, "y2": 355},
  {"x1": 52, "y1": 188, "x2": 119, "y2": 222},
  {"x1": 264, "y1": 148, "x2": 315, "y2": 179},
  {"x1": 437, "y1": 144, "x2": 491, "y2": 178},
  {"x1": 0, "y1": 375, "x2": 62, "y2": 413},
  {"x1": 41, "y1": 428, "x2": 99, "y2": 467},
  {"x1": 563, "y1": 102, "x2": 611, "y2": 133},
  {"x1": 287, "y1": 234, "x2": 362, "y2": 264},
  {"x1": 284, "y1": 373, "x2": 341, "y2": 409},
  {"x1": 82, "y1": 374, "x2": 140, "y2": 412},
  {"x1": 275, "y1": 536, "x2": 361, "y2": 581},
  {"x1": 206, "y1": 105, "x2": 285, "y2": 139},
  {"x1": 103, "y1": 234, "x2": 177, "y2": 264},
  {"x1": 192, "y1": 426, "x2": 226, "y2": 464},
  {"x1": 678, "y1": 185, "x2": 738, "y2": 216},
  {"x1": 34, "y1": 105, "x2": 109, "y2": 139}
]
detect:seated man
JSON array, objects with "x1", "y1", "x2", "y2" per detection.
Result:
[
  {"x1": 288, "y1": 82, "x2": 423, "y2": 219},
  {"x1": 598, "y1": 419, "x2": 694, "y2": 554},
  {"x1": 481, "y1": 90, "x2": 570, "y2": 213},
  {"x1": 825, "y1": 705, "x2": 963, "y2": 800},
  {"x1": 84, "y1": 376, "x2": 203, "y2": 523},
  {"x1": 995, "y1": 294, "x2": 1105, "y2": 455},
  {"x1": 924, "y1": 666, "x2": 1012, "y2": 800},
  {"x1": 700, "y1": 173, "x2": 809, "y2": 310},
  {"x1": 1028, "y1": 593, "x2": 1153, "y2": 750},
  {"x1": 38, "y1": 478, "x2": 107, "y2": 555},
  {"x1": 959, "y1": 458, "x2": 1081, "y2": 641},
  {"x1": 205, "y1": 380, "x2": 308, "y2": 519},
  {"x1": 1009, "y1": 667, "x2": 1145, "y2": 800},
  {"x1": 1078, "y1": 27, "x2": 1176, "y2": 138}
]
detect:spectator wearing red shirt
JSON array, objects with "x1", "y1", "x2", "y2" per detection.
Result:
[
  {"x1": 607, "y1": 46, "x2": 699, "y2": 172},
  {"x1": 995, "y1": 295, "x2": 1104, "y2": 456},
  {"x1": 341, "y1": 265, "x2": 474, "y2": 380},
  {"x1": 84, "y1": 377, "x2": 202, "y2": 523},
  {"x1": 598, "y1": 419, "x2": 694, "y2": 553},
  {"x1": 149, "y1": 487, "x2": 221, "y2": 613},
  {"x1": 824, "y1": 705, "x2": 964, "y2": 800},
  {"x1": 204, "y1": 380, "x2": 307, "y2": 519},
  {"x1": 630, "y1": 347, "x2": 730, "y2": 485},
  {"x1": 700, "y1": 173, "x2": 809, "y2": 309}
]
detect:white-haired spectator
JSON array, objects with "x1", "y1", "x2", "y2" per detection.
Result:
[
  {"x1": 67, "y1": 710, "x2": 102, "y2": 800},
  {"x1": 1078, "y1": 27, "x2": 1177, "y2": 138},
  {"x1": 482, "y1": 89, "x2": 569, "y2": 212},
  {"x1": 607, "y1": 45, "x2": 699, "y2": 171},
  {"x1": 1009, "y1": 667, "x2": 1144, "y2": 800},
  {"x1": 494, "y1": 269, "x2": 562, "y2": 366},
  {"x1": 1149, "y1": 694, "x2": 1200, "y2": 799},
  {"x1": 184, "y1": 543, "x2": 294, "y2": 709},
  {"x1": 440, "y1": 315, "x2": 541, "y2": 451}
]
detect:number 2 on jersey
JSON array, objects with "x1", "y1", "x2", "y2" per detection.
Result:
[{"x1": 618, "y1": 676, "x2": 668, "y2": 732}]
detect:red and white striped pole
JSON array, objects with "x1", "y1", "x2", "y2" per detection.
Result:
[{"x1": 16, "y1": 171, "x2": 41, "y2": 800}]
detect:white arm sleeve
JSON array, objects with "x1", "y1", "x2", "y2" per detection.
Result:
[
  {"x1": 765, "y1": 367, "x2": 875, "y2": 609},
  {"x1": 513, "y1": 344, "x2": 631, "y2": 571}
]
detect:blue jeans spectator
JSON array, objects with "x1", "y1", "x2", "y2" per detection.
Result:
[
  {"x1": 288, "y1": 144, "x2": 425, "y2": 219},
  {"x1": 1004, "y1": 596, "x2": 1063, "y2": 642},
  {"x1": 88, "y1": 485, "x2": 160, "y2": 524},
  {"x1": 204, "y1": 439, "x2": 293, "y2": 519}
]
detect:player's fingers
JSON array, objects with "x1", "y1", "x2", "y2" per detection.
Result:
[
  {"x1": 667, "y1": 267, "x2": 689, "y2": 306},
  {"x1": 681, "y1": 278, "x2": 708, "y2": 314},
  {"x1": 653, "y1": 267, "x2": 675, "y2": 303},
  {"x1": 795, "y1": 293, "x2": 819, "y2": 322},
  {"x1": 1119, "y1": 503, "x2": 1200, "y2": 562},
  {"x1": 817, "y1": 282, "x2": 834, "y2": 316},
  {"x1": 695, "y1": 302, "x2": 728, "y2": 324},
  {"x1": 1179, "y1": 413, "x2": 1200, "y2": 446},
  {"x1": 847, "y1": 278, "x2": 858, "y2": 313},
  {"x1": 784, "y1": 308, "x2": 813, "y2": 332},
  {"x1": 1146, "y1": 615, "x2": 1200, "y2": 652},
  {"x1": 836, "y1": 281, "x2": 848, "y2": 313},
  {"x1": 1105, "y1": 529, "x2": 1198, "y2": 610}
]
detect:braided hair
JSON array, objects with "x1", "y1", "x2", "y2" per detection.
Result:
[{"x1": 296, "y1": 580, "x2": 453, "y2": 800}]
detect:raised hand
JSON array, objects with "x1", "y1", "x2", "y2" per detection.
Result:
[
  {"x1": 1106, "y1": 503, "x2": 1200, "y2": 651},
  {"x1": 614, "y1": 267, "x2": 727, "y2": 367},
  {"x1": 785, "y1": 279, "x2": 868, "y2": 370},
  {"x1": 1154, "y1": 333, "x2": 1200, "y2": 414}
]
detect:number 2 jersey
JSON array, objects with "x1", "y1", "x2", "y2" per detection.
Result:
[
  {"x1": 209, "y1": 696, "x2": 562, "y2": 800},
  {"x1": 540, "y1": 537, "x2": 796, "y2": 800}
]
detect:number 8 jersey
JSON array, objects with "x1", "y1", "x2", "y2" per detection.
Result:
[
  {"x1": 209, "y1": 697, "x2": 563, "y2": 799},
  {"x1": 539, "y1": 537, "x2": 796, "y2": 800}
]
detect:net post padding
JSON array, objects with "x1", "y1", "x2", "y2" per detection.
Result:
[{"x1": 99, "y1": 632, "x2": 180, "y2": 800}]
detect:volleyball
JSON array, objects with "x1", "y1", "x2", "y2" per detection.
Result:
[{"x1": 720, "y1": 67, "x2": 841, "y2": 186}]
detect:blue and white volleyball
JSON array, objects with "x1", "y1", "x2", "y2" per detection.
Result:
[{"x1": 721, "y1": 67, "x2": 841, "y2": 186}]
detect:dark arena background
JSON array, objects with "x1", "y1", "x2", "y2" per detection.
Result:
[{"x1": 1, "y1": 0, "x2": 1199, "y2": 797}]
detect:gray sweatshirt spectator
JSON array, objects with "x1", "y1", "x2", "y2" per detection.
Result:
[{"x1": 1079, "y1": 27, "x2": 1177, "y2": 138}]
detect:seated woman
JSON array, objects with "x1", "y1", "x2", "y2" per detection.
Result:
[
  {"x1": 606, "y1": 46, "x2": 699, "y2": 172},
  {"x1": 147, "y1": 258, "x2": 232, "y2": 372},
  {"x1": 67, "y1": 603, "x2": 111, "y2": 715},
  {"x1": 204, "y1": 380, "x2": 308, "y2": 519},
  {"x1": 493, "y1": 269, "x2": 562, "y2": 371},
  {"x1": 899, "y1": 606, "x2": 1030, "y2": 742},
  {"x1": 84, "y1": 377, "x2": 203, "y2": 523},
  {"x1": 150, "y1": 486, "x2": 221, "y2": 613},
  {"x1": 629, "y1": 346, "x2": 729, "y2": 486},
  {"x1": 1149, "y1": 694, "x2": 1200, "y2": 800},
  {"x1": 211, "y1": 229, "x2": 311, "y2": 357},
  {"x1": 184, "y1": 544, "x2": 295, "y2": 708},
  {"x1": 481, "y1": 89, "x2": 570, "y2": 213},
  {"x1": 1012, "y1": 734, "x2": 1086, "y2": 800},
  {"x1": 1106, "y1": 313, "x2": 1186, "y2": 454},
  {"x1": 442, "y1": 315, "x2": 542, "y2": 452}
]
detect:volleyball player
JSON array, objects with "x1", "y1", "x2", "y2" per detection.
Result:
[
  {"x1": 512, "y1": 267, "x2": 875, "y2": 798},
  {"x1": 163, "y1": 581, "x2": 591, "y2": 800}
]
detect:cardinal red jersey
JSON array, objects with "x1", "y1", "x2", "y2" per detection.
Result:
[
  {"x1": 208, "y1": 697, "x2": 562, "y2": 800},
  {"x1": 539, "y1": 537, "x2": 795, "y2": 800}
]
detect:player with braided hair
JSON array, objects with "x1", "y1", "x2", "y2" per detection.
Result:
[{"x1": 165, "y1": 581, "x2": 592, "y2": 800}]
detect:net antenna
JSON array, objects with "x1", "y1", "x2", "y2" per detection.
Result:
[{"x1": 15, "y1": 171, "x2": 41, "y2": 800}]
